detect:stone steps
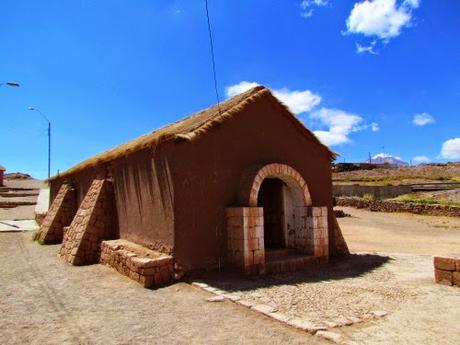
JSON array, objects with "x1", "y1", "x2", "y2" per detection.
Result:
[
  {"x1": 0, "y1": 200, "x2": 37, "y2": 208},
  {"x1": 0, "y1": 192, "x2": 39, "y2": 198},
  {"x1": 265, "y1": 255, "x2": 322, "y2": 274}
]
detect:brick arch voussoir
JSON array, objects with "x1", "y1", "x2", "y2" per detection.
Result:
[{"x1": 240, "y1": 163, "x2": 312, "y2": 207}]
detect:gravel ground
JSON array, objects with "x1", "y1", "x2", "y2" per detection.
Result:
[
  {"x1": 0, "y1": 232, "x2": 321, "y2": 345},
  {"x1": 201, "y1": 254, "x2": 460, "y2": 345},
  {"x1": 201, "y1": 254, "x2": 413, "y2": 326}
]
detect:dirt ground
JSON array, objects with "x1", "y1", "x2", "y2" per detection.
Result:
[
  {"x1": 338, "y1": 206, "x2": 460, "y2": 256},
  {"x1": 0, "y1": 232, "x2": 320, "y2": 345}
]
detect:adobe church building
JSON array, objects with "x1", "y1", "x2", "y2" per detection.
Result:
[{"x1": 37, "y1": 86, "x2": 349, "y2": 287}]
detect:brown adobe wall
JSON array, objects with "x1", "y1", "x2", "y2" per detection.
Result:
[
  {"x1": 110, "y1": 147, "x2": 175, "y2": 254},
  {"x1": 50, "y1": 149, "x2": 175, "y2": 256},
  {"x1": 171, "y1": 97, "x2": 337, "y2": 272},
  {"x1": 0, "y1": 169, "x2": 4, "y2": 187}
]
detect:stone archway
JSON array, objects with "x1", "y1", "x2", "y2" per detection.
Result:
[
  {"x1": 227, "y1": 163, "x2": 329, "y2": 275},
  {"x1": 238, "y1": 163, "x2": 312, "y2": 208}
]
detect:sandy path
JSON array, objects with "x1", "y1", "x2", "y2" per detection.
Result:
[
  {"x1": 0, "y1": 232, "x2": 320, "y2": 345},
  {"x1": 337, "y1": 206, "x2": 460, "y2": 256}
]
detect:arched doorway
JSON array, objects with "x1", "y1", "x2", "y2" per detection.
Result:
[
  {"x1": 257, "y1": 178, "x2": 285, "y2": 249},
  {"x1": 227, "y1": 163, "x2": 328, "y2": 275}
]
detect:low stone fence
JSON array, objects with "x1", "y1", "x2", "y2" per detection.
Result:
[
  {"x1": 100, "y1": 239, "x2": 174, "y2": 288},
  {"x1": 336, "y1": 197, "x2": 460, "y2": 217},
  {"x1": 333, "y1": 184, "x2": 412, "y2": 199},
  {"x1": 434, "y1": 256, "x2": 460, "y2": 287}
]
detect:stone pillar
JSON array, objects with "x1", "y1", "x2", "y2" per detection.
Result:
[
  {"x1": 37, "y1": 184, "x2": 77, "y2": 244},
  {"x1": 312, "y1": 206, "x2": 329, "y2": 260},
  {"x1": 59, "y1": 179, "x2": 114, "y2": 265},
  {"x1": 226, "y1": 207, "x2": 265, "y2": 275},
  {"x1": 294, "y1": 206, "x2": 313, "y2": 254}
]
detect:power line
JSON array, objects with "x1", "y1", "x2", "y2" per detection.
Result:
[{"x1": 204, "y1": 0, "x2": 221, "y2": 113}]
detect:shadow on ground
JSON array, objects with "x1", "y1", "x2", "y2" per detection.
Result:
[{"x1": 190, "y1": 253, "x2": 391, "y2": 292}]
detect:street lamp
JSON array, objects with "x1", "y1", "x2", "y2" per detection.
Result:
[
  {"x1": 0, "y1": 81, "x2": 20, "y2": 87},
  {"x1": 28, "y1": 107, "x2": 51, "y2": 179}
]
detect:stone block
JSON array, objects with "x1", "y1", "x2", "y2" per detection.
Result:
[
  {"x1": 451, "y1": 271, "x2": 460, "y2": 286},
  {"x1": 435, "y1": 268, "x2": 453, "y2": 286},
  {"x1": 434, "y1": 257, "x2": 456, "y2": 271},
  {"x1": 253, "y1": 249, "x2": 265, "y2": 265},
  {"x1": 312, "y1": 207, "x2": 322, "y2": 217},
  {"x1": 247, "y1": 207, "x2": 263, "y2": 217}
]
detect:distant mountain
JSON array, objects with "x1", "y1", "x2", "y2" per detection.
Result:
[{"x1": 366, "y1": 153, "x2": 409, "y2": 166}]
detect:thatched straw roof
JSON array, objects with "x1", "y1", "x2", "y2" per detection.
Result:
[
  {"x1": 50, "y1": 86, "x2": 335, "y2": 181},
  {"x1": 0, "y1": 165, "x2": 5, "y2": 171}
]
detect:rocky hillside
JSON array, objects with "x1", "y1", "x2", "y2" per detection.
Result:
[{"x1": 333, "y1": 163, "x2": 460, "y2": 184}]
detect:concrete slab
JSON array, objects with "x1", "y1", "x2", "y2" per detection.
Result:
[
  {"x1": 0, "y1": 220, "x2": 38, "y2": 232},
  {"x1": 35, "y1": 188, "x2": 49, "y2": 215}
]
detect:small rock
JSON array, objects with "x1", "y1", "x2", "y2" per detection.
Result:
[
  {"x1": 316, "y1": 330, "x2": 344, "y2": 344},
  {"x1": 207, "y1": 296, "x2": 225, "y2": 302},
  {"x1": 324, "y1": 320, "x2": 339, "y2": 328},
  {"x1": 334, "y1": 316, "x2": 353, "y2": 326},
  {"x1": 269, "y1": 312, "x2": 291, "y2": 323},
  {"x1": 288, "y1": 318, "x2": 327, "y2": 334},
  {"x1": 222, "y1": 293, "x2": 241, "y2": 302},
  {"x1": 238, "y1": 299, "x2": 255, "y2": 308},
  {"x1": 251, "y1": 304, "x2": 278, "y2": 315},
  {"x1": 191, "y1": 282, "x2": 208, "y2": 289},
  {"x1": 371, "y1": 310, "x2": 388, "y2": 317},
  {"x1": 347, "y1": 316, "x2": 362, "y2": 324}
]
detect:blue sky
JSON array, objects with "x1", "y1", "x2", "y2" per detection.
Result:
[{"x1": 1, "y1": 0, "x2": 459, "y2": 178}]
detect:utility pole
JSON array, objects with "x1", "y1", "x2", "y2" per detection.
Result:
[{"x1": 28, "y1": 107, "x2": 51, "y2": 178}]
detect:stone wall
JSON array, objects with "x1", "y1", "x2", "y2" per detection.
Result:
[
  {"x1": 37, "y1": 184, "x2": 77, "y2": 244},
  {"x1": 336, "y1": 197, "x2": 460, "y2": 217},
  {"x1": 333, "y1": 185, "x2": 412, "y2": 199},
  {"x1": 59, "y1": 179, "x2": 114, "y2": 265},
  {"x1": 312, "y1": 207, "x2": 329, "y2": 258},
  {"x1": 291, "y1": 206, "x2": 329, "y2": 258},
  {"x1": 434, "y1": 256, "x2": 460, "y2": 287},
  {"x1": 226, "y1": 207, "x2": 265, "y2": 275},
  {"x1": 100, "y1": 240, "x2": 174, "y2": 288}
]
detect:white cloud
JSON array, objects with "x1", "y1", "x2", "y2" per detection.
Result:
[
  {"x1": 226, "y1": 82, "x2": 377, "y2": 147},
  {"x1": 346, "y1": 0, "x2": 417, "y2": 40},
  {"x1": 225, "y1": 81, "x2": 260, "y2": 98},
  {"x1": 440, "y1": 138, "x2": 460, "y2": 160},
  {"x1": 413, "y1": 112, "x2": 435, "y2": 126},
  {"x1": 225, "y1": 81, "x2": 321, "y2": 114},
  {"x1": 273, "y1": 88, "x2": 321, "y2": 114},
  {"x1": 413, "y1": 155, "x2": 430, "y2": 164},
  {"x1": 373, "y1": 152, "x2": 402, "y2": 160},
  {"x1": 356, "y1": 41, "x2": 378, "y2": 54},
  {"x1": 300, "y1": 0, "x2": 328, "y2": 18},
  {"x1": 310, "y1": 107, "x2": 364, "y2": 146},
  {"x1": 403, "y1": 0, "x2": 420, "y2": 8}
]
